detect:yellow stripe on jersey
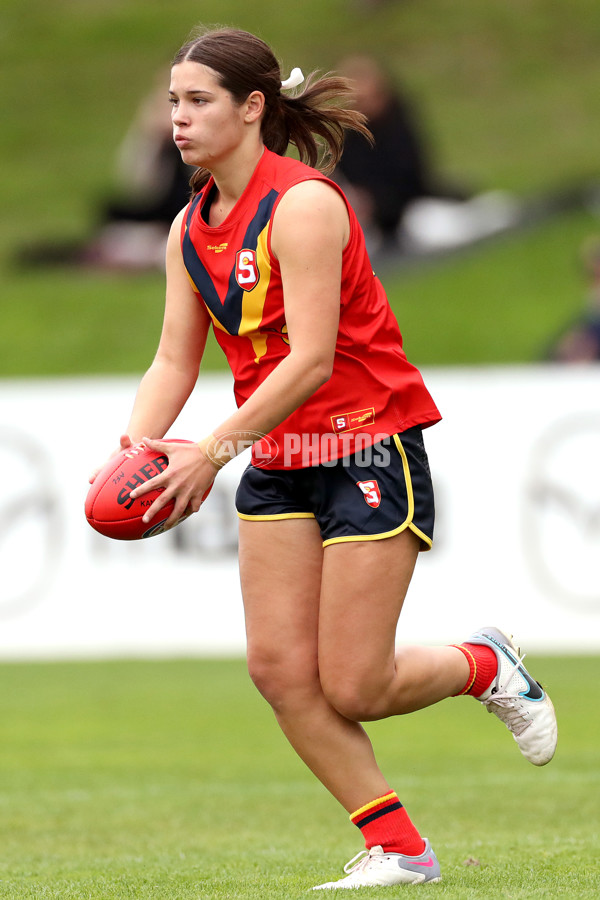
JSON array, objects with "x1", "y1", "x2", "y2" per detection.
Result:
[
  {"x1": 239, "y1": 224, "x2": 271, "y2": 363},
  {"x1": 204, "y1": 304, "x2": 230, "y2": 334},
  {"x1": 183, "y1": 268, "x2": 229, "y2": 335}
]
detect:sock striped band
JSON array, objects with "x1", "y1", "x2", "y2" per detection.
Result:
[
  {"x1": 350, "y1": 790, "x2": 426, "y2": 857},
  {"x1": 350, "y1": 791, "x2": 403, "y2": 828},
  {"x1": 451, "y1": 644, "x2": 477, "y2": 695}
]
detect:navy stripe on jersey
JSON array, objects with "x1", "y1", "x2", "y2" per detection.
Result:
[{"x1": 182, "y1": 189, "x2": 279, "y2": 335}]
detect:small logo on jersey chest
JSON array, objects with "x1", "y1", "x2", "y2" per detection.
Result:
[
  {"x1": 235, "y1": 249, "x2": 260, "y2": 290},
  {"x1": 207, "y1": 242, "x2": 228, "y2": 253},
  {"x1": 357, "y1": 480, "x2": 381, "y2": 508}
]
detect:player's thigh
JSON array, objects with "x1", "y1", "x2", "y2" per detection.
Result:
[
  {"x1": 238, "y1": 517, "x2": 325, "y2": 698},
  {"x1": 318, "y1": 529, "x2": 421, "y2": 690}
]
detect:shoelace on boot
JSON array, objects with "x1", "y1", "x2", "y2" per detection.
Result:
[
  {"x1": 343, "y1": 848, "x2": 378, "y2": 875},
  {"x1": 482, "y1": 653, "x2": 533, "y2": 736}
]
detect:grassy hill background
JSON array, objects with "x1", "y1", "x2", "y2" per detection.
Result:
[{"x1": 2, "y1": 0, "x2": 600, "y2": 374}]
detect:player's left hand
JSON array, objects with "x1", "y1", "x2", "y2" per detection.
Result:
[
  {"x1": 129, "y1": 436, "x2": 216, "y2": 530},
  {"x1": 88, "y1": 434, "x2": 133, "y2": 484}
]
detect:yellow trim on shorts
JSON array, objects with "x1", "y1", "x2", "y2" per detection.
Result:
[
  {"x1": 322, "y1": 433, "x2": 433, "y2": 551},
  {"x1": 322, "y1": 522, "x2": 431, "y2": 548},
  {"x1": 237, "y1": 511, "x2": 315, "y2": 522}
]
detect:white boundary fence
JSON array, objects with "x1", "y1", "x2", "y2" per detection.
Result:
[{"x1": 1, "y1": 366, "x2": 599, "y2": 659}]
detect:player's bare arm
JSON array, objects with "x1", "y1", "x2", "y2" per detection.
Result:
[
  {"x1": 119, "y1": 212, "x2": 216, "y2": 526},
  {"x1": 130, "y1": 181, "x2": 349, "y2": 526},
  {"x1": 204, "y1": 179, "x2": 348, "y2": 443},
  {"x1": 126, "y1": 209, "x2": 211, "y2": 442},
  {"x1": 89, "y1": 212, "x2": 210, "y2": 486}
]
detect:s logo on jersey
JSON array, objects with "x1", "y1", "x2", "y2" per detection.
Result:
[
  {"x1": 235, "y1": 249, "x2": 260, "y2": 290},
  {"x1": 357, "y1": 480, "x2": 381, "y2": 508},
  {"x1": 331, "y1": 408, "x2": 375, "y2": 433}
]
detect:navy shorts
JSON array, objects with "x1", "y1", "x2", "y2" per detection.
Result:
[{"x1": 235, "y1": 426, "x2": 435, "y2": 549}]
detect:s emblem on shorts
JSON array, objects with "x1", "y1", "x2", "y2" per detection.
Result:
[
  {"x1": 357, "y1": 480, "x2": 381, "y2": 508},
  {"x1": 235, "y1": 249, "x2": 259, "y2": 290}
]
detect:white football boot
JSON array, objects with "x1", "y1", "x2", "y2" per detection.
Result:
[
  {"x1": 467, "y1": 626, "x2": 557, "y2": 766},
  {"x1": 312, "y1": 839, "x2": 441, "y2": 889}
]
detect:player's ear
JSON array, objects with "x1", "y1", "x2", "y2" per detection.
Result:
[{"x1": 244, "y1": 90, "x2": 265, "y2": 124}]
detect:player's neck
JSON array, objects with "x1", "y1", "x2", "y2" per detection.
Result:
[{"x1": 208, "y1": 142, "x2": 265, "y2": 226}]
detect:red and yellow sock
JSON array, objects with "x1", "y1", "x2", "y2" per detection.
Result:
[
  {"x1": 350, "y1": 791, "x2": 425, "y2": 857},
  {"x1": 452, "y1": 642, "x2": 498, "y2": 697}
]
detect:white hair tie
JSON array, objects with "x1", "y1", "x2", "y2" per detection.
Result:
[{"x1": 281, "y1": 67, "x2": 304, "y2": 91}]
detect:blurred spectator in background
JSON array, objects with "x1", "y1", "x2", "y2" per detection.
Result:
[
  {"x1": 18, "y1": 56, "x2": 521, "y2": 270},
  {"x1": 334, "y1": 55, "x2": 469, "y2": 254},
  {"x1": 548, "y1": 236, "x2": 600, "y2": 362},
  {"x1": 335, "y1": 54, "x2": 519, "y2": 258},
  {"x1": 17, "y1": 70, "x2": 194, "y2": 271}
]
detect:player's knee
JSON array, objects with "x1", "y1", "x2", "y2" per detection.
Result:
[
  {"x1": 321, "y1": 676, "x2": 388, "y2": 722},
  {"x1": 247, "y1": 645, "x2": 317, "y2": 713},
  {"x1": 247, "y1": 649, "x2": 280, "y2": 705}
]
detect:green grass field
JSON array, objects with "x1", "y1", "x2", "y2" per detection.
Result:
[
  {"x1": 1, "y1": 5, "x2": 599, "y2": 897},
  {"x1": 0, "y1": 655, "x2": 598, "y2": 899}
]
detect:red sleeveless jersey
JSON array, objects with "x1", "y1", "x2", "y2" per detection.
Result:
[{"x1": 180, "y1": 148, "x2": 440, "y2": 468}]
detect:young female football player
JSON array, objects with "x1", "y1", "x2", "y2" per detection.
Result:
[{"x1": 105, "y1": 27, "x2": 557, "y2": 888}]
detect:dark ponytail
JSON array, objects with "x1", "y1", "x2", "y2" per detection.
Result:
[
  {"x1": 265, "y1": 71, "x2": 372, "y2": 172},
  {"x1": 172, "y1": 27, "x2": 372, "y2": 195}
]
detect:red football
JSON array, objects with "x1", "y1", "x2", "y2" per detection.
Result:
[{"x1": 86, "y1": 439, "x2": 200, "y2": 540}]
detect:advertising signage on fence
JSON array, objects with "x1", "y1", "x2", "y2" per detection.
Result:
[{"x1": 0, "y1": 367, "x2": 599, "y2": 658}]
